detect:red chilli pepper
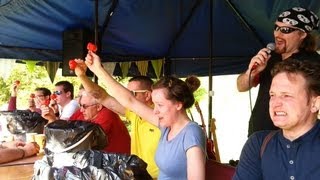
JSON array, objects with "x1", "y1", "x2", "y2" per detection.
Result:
[
  {"x1": 87, "y1": 42, "x2": 97, "y2": 52},
  {"x1": 69, "y1": 59, "x2": 77, "y2": 70},
  {"x1": 50, "y1": 94, "x2": 57, "y2": 100},
  {"x1": 30, "y1": 93, "x2": 35, "y2": 99},
  {"x1": 42, "y1": 99, "x2": 50, "y2": 106}
]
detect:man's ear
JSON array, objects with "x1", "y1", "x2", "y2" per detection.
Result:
[
  {"x1": 145, "y1": 90, "x2": 152, "y2": 101},
  {"x1": 66, "y1": 91, "x2": 71, "y2": 98},
  {"x1": 299, "y1": 31, "x2": 307, "y2": 40},
  {"x1": 311, "y1": 96, "x2": 320, "y2": 113},
  {"x1": 96, "y1": 104, "x2": 103, "y2": 111}
]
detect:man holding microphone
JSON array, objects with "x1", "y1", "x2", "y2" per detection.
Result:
[{"x1": 237, "y1": 7, "x2": 320, "y2": 136}]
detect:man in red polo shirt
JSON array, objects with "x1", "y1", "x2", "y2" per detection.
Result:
[{"x1": 41, "y1": 90, "x2": 130, "y2": 154}]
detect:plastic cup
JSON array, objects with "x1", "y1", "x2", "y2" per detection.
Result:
[
  {"x1": 26, "y1": 133, "x2": 37, "y2": 142},
  {"x1": 34, "y1": 134, "x2": 46, "y2": 152}
]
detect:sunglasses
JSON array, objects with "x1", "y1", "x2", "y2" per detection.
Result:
[
  {"x1": 274, "y1": 24, "x2": 300, "y2": 34},
  {"x1": 79, "y1": 103, "x2": 97, "y2": 109},
  {"x1": 130, "y1": 90, "x2": 148, "y2": 96},
  {"x1": 53, "y1": 90, "x2": 63, "y2": 95}
]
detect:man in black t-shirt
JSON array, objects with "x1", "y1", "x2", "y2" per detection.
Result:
[{"x1": 237, "y1": 7, "x2": 320, "y2": 136}]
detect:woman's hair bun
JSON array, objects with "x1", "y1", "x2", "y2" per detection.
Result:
[{"x1": 185, "y1": 75, "x2": 200, "y2": 93}]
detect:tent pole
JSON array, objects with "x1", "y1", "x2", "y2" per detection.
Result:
[
  {"x1": 208, "y1": 0, "x2": 214, "y2": 138},
  {"x1": 93, "y1": 0, "x2": 99, "y2": 83},
  {"x1": 163, "y1": 57, "x2": 171, "y2": 76},
  {"x1": 94, "y1": 0, "x2": 99, "y2": 46}
]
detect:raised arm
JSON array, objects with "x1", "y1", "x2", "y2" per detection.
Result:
[
  {"x1": 82, "y1": 53, "x2": 158, "y2": 126},
  {"x1": 73, "y1": 59, "x2": 125, "y2": 116},
  {"x1": 237, "y1": 70, "x2": 257, "y2": 92},
  {"x1": 237, "y1": 48, "x2": 271, "y2": 92},
  {"x1": 7, "y1": 82, "x2": 19, "y2": 111}
]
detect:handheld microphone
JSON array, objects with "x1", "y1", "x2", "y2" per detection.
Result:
[{"x1": 252, "y1": 43, "x2": 275, "y2": 70}]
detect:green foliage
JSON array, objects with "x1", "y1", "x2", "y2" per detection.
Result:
[
  {"x1": 0, "y1": 61, "x2": 208, "y2": 111},
  {"x1": 0, "y1": 62, "x2": 82, "y2": 110},
  {"x1": 0, "y1": 76, "x2": 10, "y2": 104},
  {"x1": 194, "y1": 88, "x2": 207, "y2": 103}
]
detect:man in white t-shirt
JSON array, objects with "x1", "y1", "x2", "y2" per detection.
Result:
[{"x1": 52, "y1": 81, "x2": 79, "y2": 120}]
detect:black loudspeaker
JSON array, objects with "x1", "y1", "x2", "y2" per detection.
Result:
[{"x1": 62, "y1": 29, "x2": 94, "y2": 76}]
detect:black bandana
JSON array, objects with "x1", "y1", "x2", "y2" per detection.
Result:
[{"x1": 277, "y1": 7, "x2": 319, "y2": 32}]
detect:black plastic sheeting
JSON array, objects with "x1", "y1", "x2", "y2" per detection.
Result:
[
  {"x1": 0, "y1": 110, "x2": 48, "y2": 134},
  {"x1": 45, "y1": 120, "x2": 107, "y2": 153},
  {"x1": 33, "y1": 150, "x2": 152, "y2": 180}
]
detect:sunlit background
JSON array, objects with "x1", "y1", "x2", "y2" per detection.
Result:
[{"x1": 0, "y1": 59, "x2": 259, "y2": 163}]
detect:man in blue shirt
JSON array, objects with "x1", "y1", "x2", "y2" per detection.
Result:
[{"x1": 234, "y1": 59, "x2": 320, "y2": 180}]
